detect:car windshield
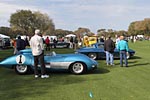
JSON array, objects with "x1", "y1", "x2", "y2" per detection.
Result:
[
  {"x1": 98, "y1": 44, "x2": 104, "y2": 48},
  {"x1": 46, "y1": 51, "x2": 56, "y2": 56}
]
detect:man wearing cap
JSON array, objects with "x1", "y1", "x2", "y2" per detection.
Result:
[
  {"x1": 30, "y1": 29, "x2": 49, "y2": 78},
  {"x1": 104, "y1": 36, "x2": 115, "y2": 66},
  {"x1": 117, "y1": 36, "x2": 129, "y2": 67}
]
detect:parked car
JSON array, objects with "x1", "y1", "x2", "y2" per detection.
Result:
[
  {"x1": 0, "y1": 38, "x2": 11, "y2": 49},
  {"x1": 75, "y1": 42, "x2": 135, "y2": 60},
  {"x1": 50, "y1": 42, "x2": 70, "y2": 48},
  {"x1": 0, "y1": 49, "x2": 97, "y2": 75}
]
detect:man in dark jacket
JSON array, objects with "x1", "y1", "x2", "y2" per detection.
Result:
[
  {"x1": 16, "y1": 36, "x2": 26, "y2": 52},
  {"x1": 104, "y1": 36, "x2": 115, "y2": 66}
]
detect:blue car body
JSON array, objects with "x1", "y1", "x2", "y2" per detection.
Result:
[
  {"x1": 76, "y1": 42, "x2": 135, "y2": 60},
  {"x1": 0, "y1": 49, "x2": 98, "y2": 75}
]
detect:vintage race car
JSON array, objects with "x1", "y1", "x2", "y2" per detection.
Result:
[
  {"x1": 76, "y1": 42, "x2": 135, "y2": 60},
  {"x1": 0, "y1": 49, "x2": 98, "y2": 75}
]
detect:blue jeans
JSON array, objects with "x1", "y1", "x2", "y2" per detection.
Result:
[
  {"x1": 120, "y1": 51, "x2": 128, "y2": 66},
  {"x1": 106, "y1": 51, "x2": 114, "y2": 65}
]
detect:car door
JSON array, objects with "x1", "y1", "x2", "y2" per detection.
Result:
[
  {"x1": 97, "y1": 43, "x2": 106, "y2": 59},
  {"x1": 113, "y1": 48, "x2": 120, "y2": 58},
  {"x1": 44, "y1": 55, "x2": 69, "y2": 69}
]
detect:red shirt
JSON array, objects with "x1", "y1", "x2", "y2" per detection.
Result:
[{"x1": 45, "y1": 38, "x2": 50, "y2": 44}]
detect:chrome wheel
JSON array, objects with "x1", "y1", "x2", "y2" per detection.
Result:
[
  {"x1": 71, "y1": 62, "x2": 85, "y2": 74},
  {"x1": 88, "y1": 53, "x2": 97, "y2": 60},
  {"x1": 15, "y1": 65, "x2": 28, "y2": 74}
]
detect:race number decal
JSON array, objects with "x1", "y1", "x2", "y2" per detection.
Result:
[{"x1": 16, "y1": 55, "x2": 25, "y2": 64}]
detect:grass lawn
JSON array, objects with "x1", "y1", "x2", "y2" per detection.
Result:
[{"x1": 0, "y1": 41, "x2": 150, "y2": 100}]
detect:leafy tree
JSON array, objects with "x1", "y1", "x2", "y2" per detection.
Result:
[
  {"x1": 117, "y1": 30, "x2": 128, "y2": 36},
  {"x1": 128, "y1": 22, "x2": 136, "y2": 36},
  {"x1": 0, "y1": 27, "x2": 14, "y2": 37},
  {"x1": 97, "y1": 29, "x2": 107, "y2": 39},
  {"x1": 107, "y1": 29, "x2": 115, "y2": 37},
  {"x1": 97, "y1": 29, "x2": 106, "y2": 36},
  {"x1": 33, "y1": 11, "x2": 55, "y2": 35},
  {"x1": 143, "y1": 18, "x2": 150, "y2": 35},
  {"x1": 54, "y1": 29, "x2": 74, "y2": 38},
  {"x1": 128, "y1": 18, "x2": 150, "y2": 36},
  {"x1": 0, "y1": 27, "x2": 11, "y2": 35},
  {"x1": 9, "y1": 10, "x2": 55, "y2": 36},
  {"x1": 74, "y1": 27, "x2": 90, "y2": 38},
  {"x1": 97, "y1": 29, "x2": 106, "y2": 34}
]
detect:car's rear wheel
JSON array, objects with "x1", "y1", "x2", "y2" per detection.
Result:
[
  {"x1": 14, "y1": 65, "x2": 32, "y2": 75},
  {"x1": 88, "y1": 53, "x2": 97, "y2": 60},
  {"x1": 70, "y1": 62, "x2": 86, "y2": 75}
]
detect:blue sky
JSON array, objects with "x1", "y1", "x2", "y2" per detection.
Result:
[{"x1": 0, "y1": 0, "x2": 150, "y2": 33}]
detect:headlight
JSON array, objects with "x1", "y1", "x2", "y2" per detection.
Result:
[{"x1": 92, "y1": 65, "x2": 96, "y2": 68}]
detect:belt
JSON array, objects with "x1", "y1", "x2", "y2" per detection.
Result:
[{"x1": 120, "y1": 50, "x2": 126, "y2": 51}]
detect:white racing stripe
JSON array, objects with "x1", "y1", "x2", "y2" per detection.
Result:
[{"x1": 45, "y1": 62, "x2": 72, "y2": 69}]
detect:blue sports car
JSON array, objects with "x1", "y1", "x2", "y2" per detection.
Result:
[
  {"x1": 0, "y1": 49, "x2": 98, "y2": 75},
  {"x1": 76, "y1": 42, "x2": 135, "y2": 60}
]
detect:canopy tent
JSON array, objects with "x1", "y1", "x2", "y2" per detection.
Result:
[
  {"x1": 0, "y1": 34, "x2": 10, "y2": 38},
  {"x1": 65, "y1": 34, "x2": 76, "y2": 37}
]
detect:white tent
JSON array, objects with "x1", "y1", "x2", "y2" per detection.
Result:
[
  {"x1": 0, "y1": 34, "x2": 10, "y2": 38},
  {"x1": 65, "y1": 34, "x2": 76, "y2": 37}
]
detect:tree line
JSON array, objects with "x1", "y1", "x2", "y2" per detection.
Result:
[{"x1": 0, "y1": 9, "x2": 150, "y2": 39}]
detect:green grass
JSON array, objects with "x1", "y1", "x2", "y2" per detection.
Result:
[{"x1": 0, "y1": 41, "x2": 150, "y2": 100}]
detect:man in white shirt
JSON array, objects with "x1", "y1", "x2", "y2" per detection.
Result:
[
  {"x1": 115, "y1": 35, "x2": 120, "y2": 47},
  {"x1": 30, "y1": 29, "x2": 49, "y2": 78}
]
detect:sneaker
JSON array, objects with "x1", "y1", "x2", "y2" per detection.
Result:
[
  {"x1": 41, "y1": 75, "x2": 49, "y2": 78},
  {"x1": 35, "y1": 75, "x2": 39, "y2": 78},
  {"x1": 111, "y1": 64, "x2": 115, "y2": 66}
]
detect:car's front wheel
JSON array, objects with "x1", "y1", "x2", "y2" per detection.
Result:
[
  {"x1": 88, "y1": 53, "x2": 97, "y2": 60},
  {"x1": 14, "y1": 65, "x2": 32, "y2": 75},
  {"x1": 70, "y1": 62, "x2": 86, "y2": 75}
]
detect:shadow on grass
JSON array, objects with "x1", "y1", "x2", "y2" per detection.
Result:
[
  {"x1": 128, "y1": 62, "x2": 150, "y2": 67},
  {"x1": 131, "y1": 56, "x2": 142, "y2": 59},
  {"x1": 113, "y1": 56, "x2": 141, "y2": 66},
  {"x1": 128, "y1": 60, "x2": 138, "y2": 64},
  {"x1": 113, "y1": 60, "x2": 149, "y2": 67},
  {"x1": 86, "y1": 67, "x2": 110, "y2": 75},
  {"x1": 114, "y1": 62, "x2": 150, "y2": 67}
]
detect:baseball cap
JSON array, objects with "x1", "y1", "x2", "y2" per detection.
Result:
[{"x1": 35, "y1": 29, "x2": 41, "y2": 35}]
